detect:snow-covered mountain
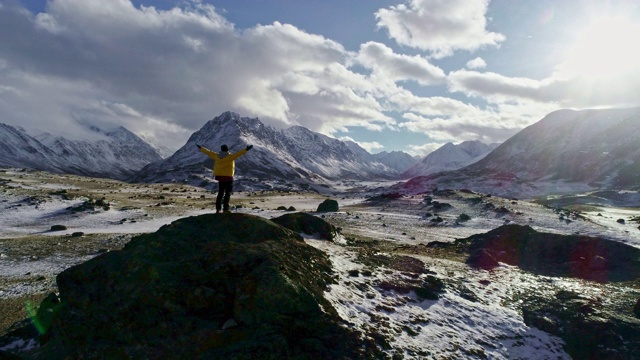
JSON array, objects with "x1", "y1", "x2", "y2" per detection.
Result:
[
  {"x1": 0, "y1": 123, "x2": 162, "y2": 180},
  {"x1": 138, "y1": 134, "x2": 173, "y2": 159},
  {"x1": 342, "y1": 141, "x2": 417, "y2": 174},
  {"x1": 0, "y1": 123, "x2": 57, "y2": 171},
  {"x1": 402, "y1": 140, "x2": 498, "y2": 178},
  {"x1": 399, "y1": 107, "x2": 640, "y2": 197},
  {"x1": 372, "y1": 150, "x2": 419, "y2": 173},
  {"x1": 131, "y1": 112, "x2": 404, "y2": 190}
]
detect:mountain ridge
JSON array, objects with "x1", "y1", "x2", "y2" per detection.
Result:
[
  {"x1": 0, "y1": 123, "x2": 162, "y2": 180},
  {"x1": 130, "y1": 111, "x2": 414, "y2": 191},
  {"x1": 398, "y1": 107, "x2": 640, "y2": 197}
]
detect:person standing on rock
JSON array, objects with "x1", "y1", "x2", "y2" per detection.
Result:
[{"x1": 196, "y1": 143, "x2": 253, "y2": 213}]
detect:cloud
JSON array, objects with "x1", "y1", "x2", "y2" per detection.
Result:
[
  {"x1": 0, "y1": 1, "x2": 236, "y2": 143},
  {"x1": 0, "y1": 1, "x2": 394, "y2": 150},
  {"x1": 375, "y1": 0, "x2": 505, "y2": 58},
  {"x1": 408, "y1": 142, "x2": 445, "y2": 157},
  {"x1": 339, "y1": 136, "x2": 384, "y2": 153},
  {"x1": 6, "y1": 0, "x2": 631, "y2": 158},
  {"x1": 396, "y1": 90, "x2": 556, "y2": 145},
  {"x1": 386, "y1": 88, "x2": 480, "y2": 116},
  {"x1": 355, "y1": 41, "x2": 446, "y2": 86},
  {"x1": 466, "y1": 57, "x2": 487, "y2": 69},
  {"x1": 448, "y1": 70, "x2": 553, "y2": 102},
  {"x1": 448, "y1": 68, "x2": 640, "y2": 109},
  {"x1": 400, "y1": 111, "x2": 515, "y2": 145}
]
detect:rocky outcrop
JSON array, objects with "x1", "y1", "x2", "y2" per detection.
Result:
[
  {"x1": 521, "y1": 290, "x2": 640, "y2": 359},
  {"x1": 23, "y1": 213, "x2": 377, "y2": 359},
  {"x1": 454, "y1": 224, "x2": 640, "y2": 282}
]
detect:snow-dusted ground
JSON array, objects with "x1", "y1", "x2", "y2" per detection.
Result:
[
  {"x1": 2, "y1": 169, "x2": 640, "y2": 358},
  {"x1": 307, "y1": 238, "x2": 570, "y2": 359},
  {"x1": 299, "y1": 191, "x2": 640, "y2": 359}
]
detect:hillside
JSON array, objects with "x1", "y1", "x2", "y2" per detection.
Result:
[{"x1": 399, "y1": 107, "x2": 640, "y2": 197}]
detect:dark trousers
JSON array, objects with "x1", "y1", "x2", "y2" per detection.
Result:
[{"x1": 216, "y1": 181, "x2": 233, "y2": 211}]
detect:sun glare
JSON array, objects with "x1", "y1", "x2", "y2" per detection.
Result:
[{"x1": 558, "y1": 16, "x2": 640, "y2": 80}]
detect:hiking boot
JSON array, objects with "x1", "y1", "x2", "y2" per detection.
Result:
[{"x1": 223, "y1": 210, "x2": 232, "y2": 214}]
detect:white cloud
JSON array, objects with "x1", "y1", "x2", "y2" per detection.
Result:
[
  {"x1": 448, "y1": 70, "x2": 552, "y2": 102},
  {"x1": 396, "y1": 90, "x2": 555, "y2": 145},
  {"x1": 400, "y1": 111, "x2": 512, "y2": 145},
  {"x1": 0, "y1": 1, "x2": 394, "y2": 150},
  {"x1": 448, "y1": 68, "x2": 640, "y2": 109},
  {"x1": 375, "y1": 0, "x2": 505, "y2": 58},
  {"x1": 466, "y1": 57, "x2": 487, "y2": 69},
  {"x1": 339, "y1": 136, "x2": 384, "y2": 153},
  {"x1": 355, "y1": 41, "x2": 446, "y2": 86},
  {"x1": 386, "y1": 88, "x2": 480, "y2": 116},
  {"x1": 408, "y1": 142, "x2": 445, "y2": 157}
]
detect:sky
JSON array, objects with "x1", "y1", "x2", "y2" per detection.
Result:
[{"x1": 1, "y1": 0, "x2": 640, "y2": 156}]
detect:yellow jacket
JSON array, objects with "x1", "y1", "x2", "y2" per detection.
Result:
[{"x1": 199, "y1": 147, "x2": 248, "y2": 177}]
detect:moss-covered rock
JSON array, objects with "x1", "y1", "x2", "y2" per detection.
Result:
[{"x1": 28, "y1": 214, "x2": 378, "y2": 359}]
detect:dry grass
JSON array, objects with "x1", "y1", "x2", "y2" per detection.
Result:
[{"x1": 0, "y1": 293, "x2": 49, "y2": 335}]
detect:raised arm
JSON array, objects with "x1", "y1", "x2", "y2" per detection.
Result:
[
  {"x1": 196, "y1": 144, "x2": 218, "y2": 160},
  {"x1": 228, "y1": 145, "x2": 253, "y2": 160}
]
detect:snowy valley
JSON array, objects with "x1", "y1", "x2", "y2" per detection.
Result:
[
  {"x1": 1, "y1": 108, "x2": 640, "y2": 359},
  {"x1": 0, "y1": 168, "x2": 639, "y2": 359}
]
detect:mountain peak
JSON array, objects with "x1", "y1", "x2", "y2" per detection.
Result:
[
  {"x1": 402, "y1": 140, "x2": 497, "y2": 178},
  {"x1": 106, "y1": 126, "x2": 138, "y2": 140},
  {"x1": 132, "y1": 112, "x2": 410, "y2": 190}
]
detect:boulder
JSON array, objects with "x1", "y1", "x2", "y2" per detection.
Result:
[
  {"x1": 457, "y1": 213, "x2": 471, "y2": 222},
  {"x1": 25, "y1": 214, "x2": 376, "y2": 359},
  {"x1": 272, "y1": 212, "x2": 337, "y2": 241},
  {"x1": 316, "y1": 199, "x2": 339, "y2": 212}
]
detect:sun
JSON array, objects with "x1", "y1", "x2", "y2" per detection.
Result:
[{"x1": 556, "y1": 16, "x2": 640, "y2": 80}]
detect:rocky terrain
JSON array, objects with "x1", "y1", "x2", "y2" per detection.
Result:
[{"x1": 1, "y1": 169, "x2": 639, "y2": 359}]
